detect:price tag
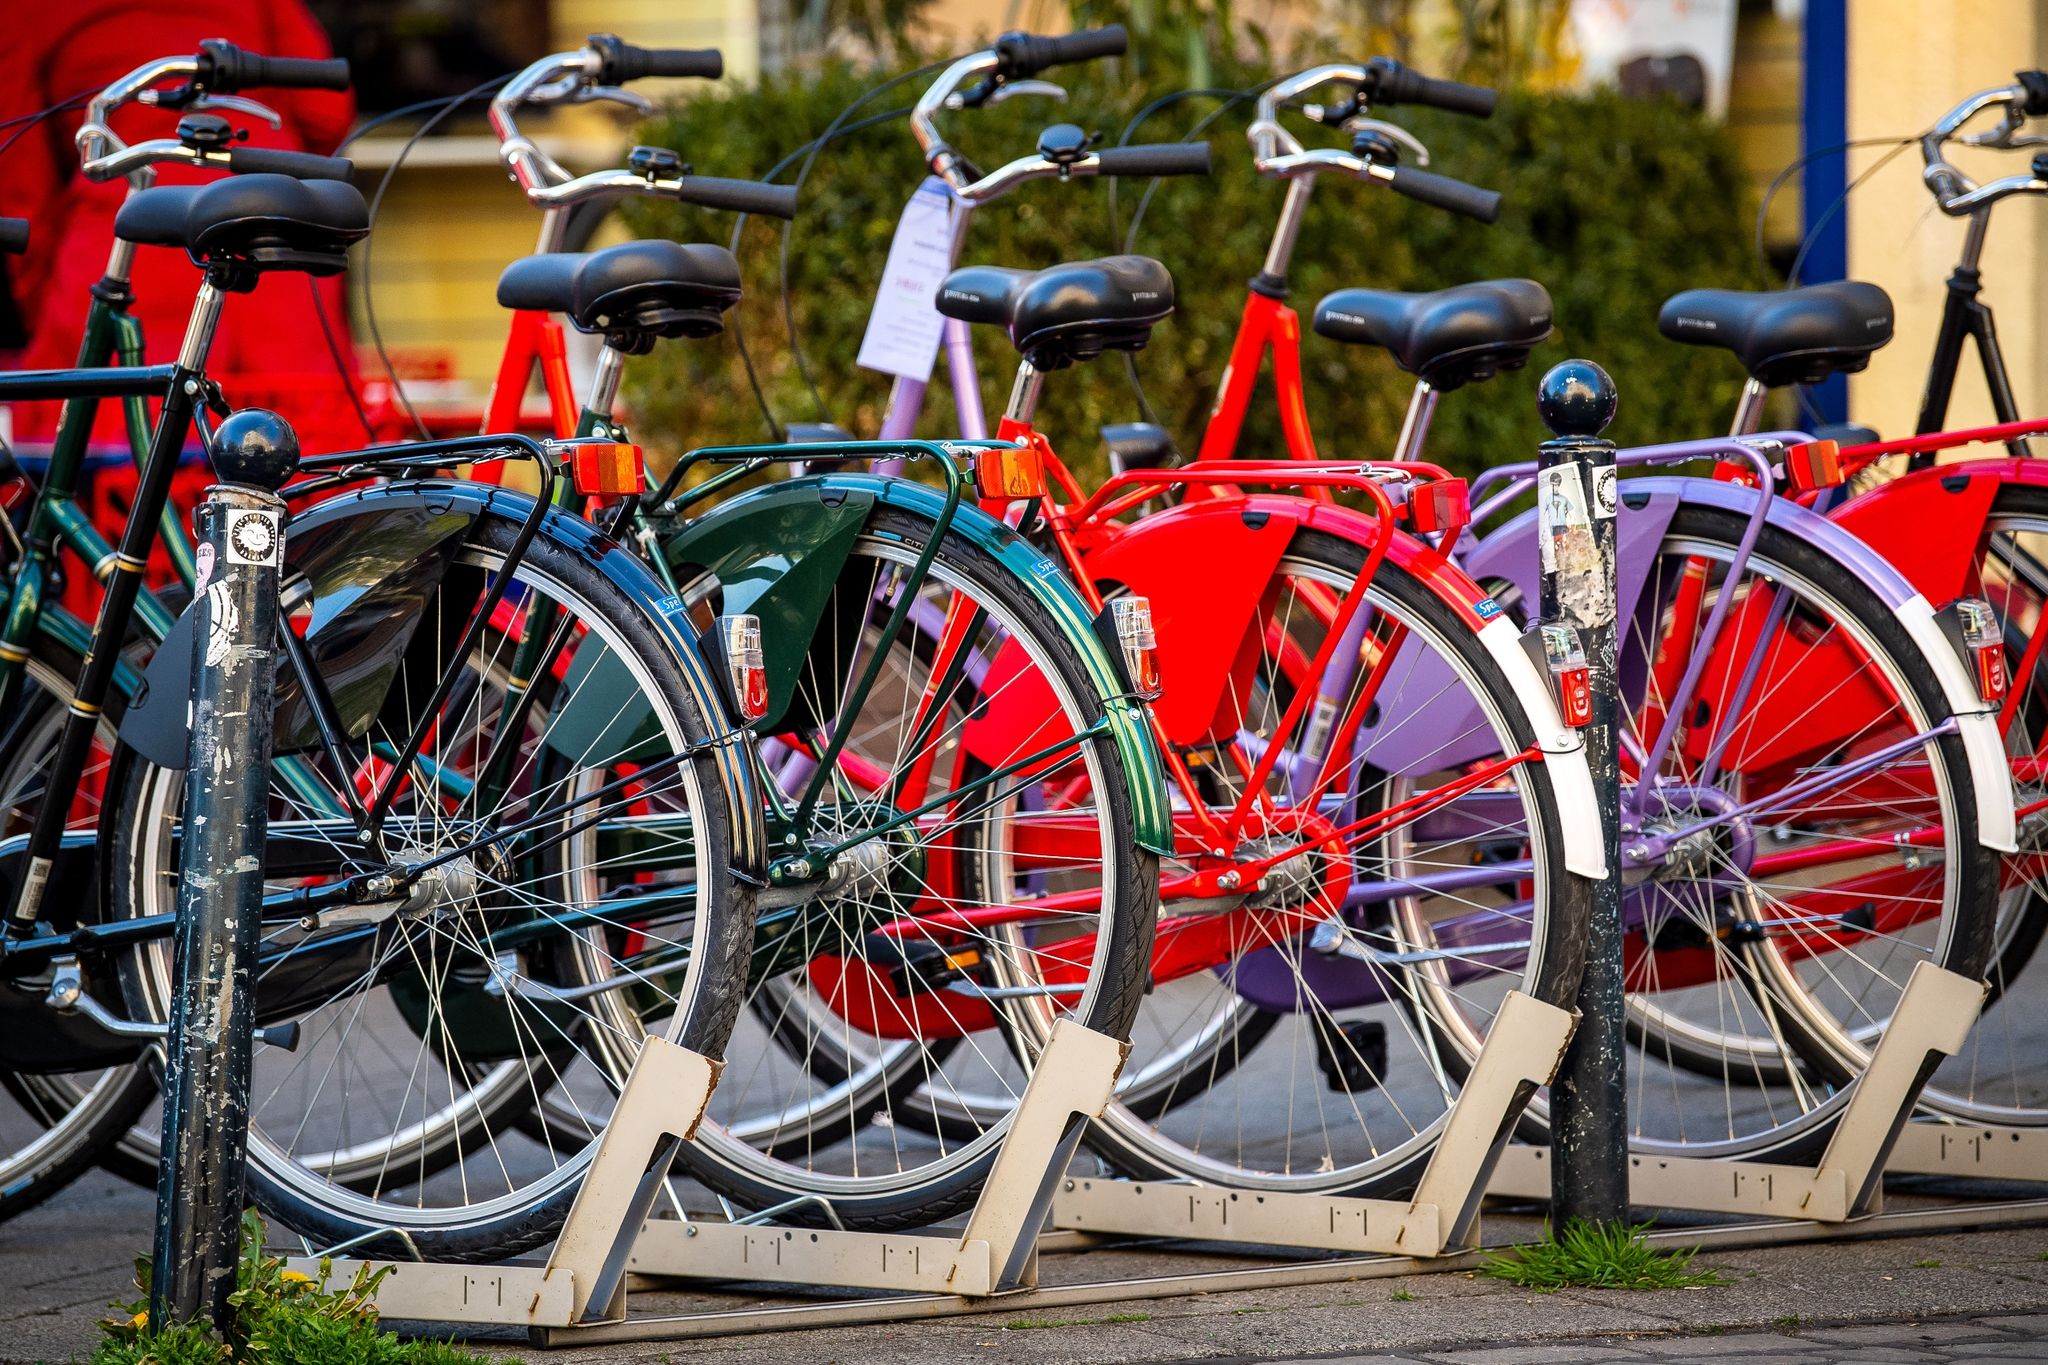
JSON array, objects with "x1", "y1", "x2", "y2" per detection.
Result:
[{"x1": 856, "y1": 178, "x2": 958, "y2": 382}]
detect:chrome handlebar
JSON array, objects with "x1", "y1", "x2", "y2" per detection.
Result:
[
  {"x1": 490, "y1": 47, "x2": 658, "y2": 206},
  {"x1": 1249, "y1": 65, "x2": 1433, "y2": 181},
  {"x1": 76, "y1": 55, "x2": 285, "y2": 187},
  {"x1": 1922, "y1": 82, "x2": 2048, "y2": 216}
]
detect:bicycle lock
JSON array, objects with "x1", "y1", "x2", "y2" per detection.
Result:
[
  {"x1": 1534, "y1": 360, "x2": 1627, "y2": 1225},
  {"x1": 151, "y1": 409, "x2": 298, "y2": 1332}
]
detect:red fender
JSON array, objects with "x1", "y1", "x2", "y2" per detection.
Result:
[
  {"x1": 1679, "y1": 461, "x2": 2005, "y2": 772},
  {"x1": 961, "y1": 494, "x2": 1495, "y2": 764}
]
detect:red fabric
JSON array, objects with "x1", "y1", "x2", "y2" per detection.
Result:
[{"x1": 0, "y1": 1, "x2": 361, "y2": 447}]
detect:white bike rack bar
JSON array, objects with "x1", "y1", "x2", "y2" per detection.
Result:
[
  {"x1": 290, "y1": 1018, "x2": 1128, "y2": 1335},
  {"x1": 1486, "y1": 961, "x2": 1987, "y2": 1221},
  {"x1": 1048, "y1": 990, "x2": 1578, "y2": 1257}
]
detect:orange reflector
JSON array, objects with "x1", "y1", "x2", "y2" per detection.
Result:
[
  {"x1": 1783, "y1": 439, "x2": 1844, "y2": 492},
  {"x1": 1409, "y1": 478, "x2": 1470, "y2": 535},
  {"x1": 570, "y1": 441, "x2": 646, "y2": 496},
  {"x1": 976, "y1": 443, "x2": 1047, "y2": 501}
]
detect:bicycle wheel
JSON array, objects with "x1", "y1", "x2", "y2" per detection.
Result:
[
  {"x1": 1053, "y1": 528, "x2": 1584, "y2": 1194},
  {"x1": 0, "y1": 641, "x2": 157, "y2": 1219},
  {"x1": 1593, "y1": 501, "x2": 1996, "y2": 1160},
  {"x1": 670, "y1": 501, "x2": 1159, "y2": 1230},
  {"x1": 105, "y1": 496, "x2": 752, "y2": 1261},
  {"x1": 1889, "y1": 480, "x2": 2048, "y2": 1125}
]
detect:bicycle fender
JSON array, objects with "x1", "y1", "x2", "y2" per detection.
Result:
[
  {"x1": 1087, "y1": 495, "x2": 1600, "y2": 877},
  {"x1": 656, "y1": 478, "x2": 878, "y2": 735},
  {"x1": 1468, "y1": 476, "x2": 2016, "y2": 854},
  {"x1": 815, "y1": 475, "x2": 1176, "y2": 856},
  {"x1": 119, "y1": 483, "x2": 474, "y2": 769},
  {"x1": 118, "y1": 483, "x2": 768, "y2": 871}
]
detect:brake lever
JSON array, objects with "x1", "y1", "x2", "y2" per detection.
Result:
[
  {"x1": 183, "y1": 93, "x2": 284, "y2": 130},
  {"x1": 983, "y1": 79, "x2": 1067, "y2": 107},
  {"x1": 1340, "y1": 116, "x2": 1429, "y2": 166},
  {"x1": 1960, "y1": 102, "x2": 2033, "y2": 149},
  {"x1": 573, "y1": 85, "x2": 657, "y2": 116}
]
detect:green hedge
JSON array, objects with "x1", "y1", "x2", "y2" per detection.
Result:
[{"x1": 619, "y1": 59, "x2": 1762, "y2": 483}]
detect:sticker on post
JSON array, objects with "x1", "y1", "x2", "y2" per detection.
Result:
[
  {"x1": 1590, "y1": 464, "x2": 1618, "y2": 520},
  {"x1": 192, "y1": 542, "x2": 216, "y2": 596},
  {"x1": 1536, "y1": 462, "x2": 1593, "y2": 573},
  {"x1": 856, "y1": 177, "x2": 958, "y2": 383},
  {"x1": 225, "y1": 509, "x2": 282, "y2": 568}
]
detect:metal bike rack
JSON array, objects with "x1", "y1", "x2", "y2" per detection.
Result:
[
  {"x1": 1485, "y1": 960, "x2": 1987, "y2": 1221},
  {"x1": 1046, "y1": 990, "x2": 1576, "y2": 1257},
  {"x1": 292, "y1": 1019, "x2": 1130, "y2": 1339}
]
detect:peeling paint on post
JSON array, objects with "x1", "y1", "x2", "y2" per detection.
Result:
[
  {"x1": 151, "y1": 411, "x2": 297, "y2": 1334},
  {"x1": 1534, "y1": 361, "x2": 1627, "y2": 1228}
]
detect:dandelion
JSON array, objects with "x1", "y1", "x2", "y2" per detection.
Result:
[
  {"x1": 280, "y1": 1270, "x2": 313, "y2": 1284},
  {"x1": 130, "y1": 1310, "x2": 148, "y2": 1328}
]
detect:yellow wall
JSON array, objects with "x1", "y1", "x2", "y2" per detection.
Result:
[{"x1": 1845, "y1": 0, "x2": 2048, "y2": 437}]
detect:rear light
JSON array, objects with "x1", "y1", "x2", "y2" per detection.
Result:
[
  {"x1": 1408, "y1": 478, "x2": 1471, "y2": 535},
  {"x1": 1783, "y1": 439, "x2": 1844, "y2": 492},
  {"x1": 1541, "y1": 624, "x2": 1591, "y2": 727},
  {"x1": 1953, "y1": 598, "x2": 2008, "y2": 703},
  {"x1": 976, "y1": 442, "x2": 1047, "y2": 501},
  {"x1": 1111, "y1": 597, "x2": 1163, "y2": 701},
  {"x1": 718, "y1": 614, "x2": 770, "y2": 721},
  {"x1": 569, "y1": 441, "x2": 647, "y2": 496}
]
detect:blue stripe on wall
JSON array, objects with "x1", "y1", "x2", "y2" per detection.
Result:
[{"x1": 1802, "y1": 0, "x2": 1850, "y2": 422}]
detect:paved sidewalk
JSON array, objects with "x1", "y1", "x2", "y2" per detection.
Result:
[{"x1": 3, "y1": 1172, "x2": 2045, "y2": 1363}]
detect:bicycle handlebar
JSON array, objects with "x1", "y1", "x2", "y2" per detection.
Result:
[
  {"x1": 197, "y1": 40, "x2": 351, "y2": 94},
  {"x1": 76, "y1": 46, "x2": 354, "y2": 186},
  {"x1": 1365, "y1": 58, "x2": 1496, "y2": 117},
  {"x1": 587, "y1": 34, "x2": 722, "y2": 84},
  {"x1": 911, "y1": 30, "x2": 1132, "y2": 194},
  {"x1": 1092, "y1": 142, "x2": 1212, "y2": 177},
  {"x1": 492, "y1": 38, "x2": 744, "y2": 210},
  {"x1": 1920, "y1": 75, "x2": 2048, "y2": 216},
  {"x1": 1383, "y1": 163, "x2": 1500, "y2": 221},
  {"x1": 992, "y1": 25, "x2": 1126, "y2": 79},
  {"x1": 224, "y1": 146, "x2": 354, "y2": 180}
]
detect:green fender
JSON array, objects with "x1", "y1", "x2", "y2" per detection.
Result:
[{"x1": 657, "y1": 473, "x2": 1174, "y2": 856}]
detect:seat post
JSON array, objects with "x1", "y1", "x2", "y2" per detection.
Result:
[
  {"x1": 587, "y1": 344, "x2": 625, "y2": 425},
  {"x1": 1729, "y1": 378, "x2": 1767, "y2": 436},
  {"x1": 1258, "y1": 176, "x2": 1318, "y2": 288},
  {"x1": 1005, "y1": 360, "x2": 1045, "y2": 425},
  {"x1": 1392, "y1": 380, "x2": 1439, "y2": 462}
]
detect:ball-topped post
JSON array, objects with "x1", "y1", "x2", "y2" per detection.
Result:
[
  {"x1": 1536, "y1": 359, "x2": 1618, "y2": 441},
  {"x1": 153, "y1": 408, "x2": 296, "y2": 1333},
  {"x1": 208, "y1": 407, "x2": 301, "y2": 492},
  {"x1": 1533, "y1": 358, "x2": 1627, "y2": 1233}
]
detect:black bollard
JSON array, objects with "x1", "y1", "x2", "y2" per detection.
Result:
[
  {"x1": 1534, "y1": 360, "x2": 1627, "y2": 1227},
  {"x1": 151, "y1": 409, "x2": 299, "y2": 1333}
]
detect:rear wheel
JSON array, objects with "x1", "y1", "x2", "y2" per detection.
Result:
[{"x1": 106, "y1": 507, "x2": 750, "y2": 1261}]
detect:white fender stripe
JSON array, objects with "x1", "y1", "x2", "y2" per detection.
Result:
[
  {"x1": 1479, "y1": 617, "x2": 1607, "y2": 878},
  {"x1": 1895, "y1": 594, "x2": 2018, "y2": 853}
]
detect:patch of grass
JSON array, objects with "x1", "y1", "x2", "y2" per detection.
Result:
[
  {"x1": 1479, "y1": 1219, "x2": 1729, "y2": 1294},
  {"x1": 1102, "y1": 1314, "x2": 1152, "y2": 1324},
  {"x1": 1390, "y1": 1288, "x2": 1417, "y2": 1303},
  {"x1": 90, "y1": 1214, "x2": 507, "y2": 1365},
  {"x1": 1774, "y1": 1314, "x2": 1802, "y2": 1330},
  {"x1": 1912, "y1": 1258, "x2": 1942, "y2": 1269}
]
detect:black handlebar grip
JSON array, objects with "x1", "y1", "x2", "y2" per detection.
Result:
[
  {"x1": 589, "y1": 34, "x2": 723, "y2": 84},
  {"x1": 1387, "y1": 165, "x2": 1502, "y2": 223},
  {"x1": 676, "y1": 175, "x2": 798, "y2": 219},
  {"x1": 0, "y1": 218, "x2": 28, "y2": 255},
  {"x1": 225, "y1": 146, "x2": 355, "y2": 181},
  {"x1": 199, "y1": 40, "x2": 352, "y2": 93},
  {"x1": 994, "y1": 25, "x2": 1128, "y2": 78},
  {"x1": 1368, "y1": 58, "x2": 1497, "y2": 117},
  {"x1": 2018, "y1": 70, "x2": 2048, "y2": 116},
  {"x1": 1094, "y1": 142, "x2": 1212, "y2": 177}
]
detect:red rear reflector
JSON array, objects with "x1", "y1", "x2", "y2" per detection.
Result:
[
  {"x1": 1111, "y1": 597, "x2": 1163, "y2": 701},
  {"x1": 976, "y1": 443, "x2": 1047, "y2": 501},
  {"x1": 1783, "y1": 439, "x2": 1844, "y2": 492},
  {"x1": 719, "y1": 614, "x2": 770, "y2": 721},
  {"x1": 1541, "y1": 624, "x2": 1591, "y2": 728},
  {"x1": 1409, "y1": 478, "x2": 1470, "y2": 535},
  {"x1": 571, "y1": 441, "x2": 646, "y2": 496}
]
